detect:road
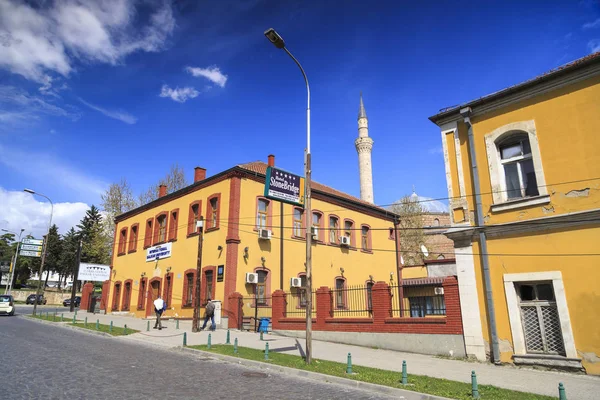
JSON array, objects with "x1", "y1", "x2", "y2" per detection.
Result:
[{"x1": 1, "y1": 316, "x2": 396, "y2": 400}]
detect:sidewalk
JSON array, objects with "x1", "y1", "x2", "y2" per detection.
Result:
[{"x1": 54, "y1": 310, "x2": 600, "y2": 399}]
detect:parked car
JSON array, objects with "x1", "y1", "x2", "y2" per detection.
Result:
[
  {"x1": 0, "y1": 295, "x2": 15, "y2": 316},
  {"x1": 25, "y1": 294, "x2": 47, "y2": 305},
  {"x1": 63, "y1": 296, "x2": 81, "y2": 307}
]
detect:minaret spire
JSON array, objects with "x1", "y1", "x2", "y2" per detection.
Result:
[{"x1": 355, "y1": 93, "x2": 374, "y2": 203}]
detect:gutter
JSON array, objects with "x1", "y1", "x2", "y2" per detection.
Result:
[{"x1": 460, "y1": 107, "x2": 501, "y2": 364}]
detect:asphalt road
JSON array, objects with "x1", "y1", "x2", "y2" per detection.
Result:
[
  {"x1": 14, "y1": 304, "x2": 72, "y2": 315},
  {"x1": 1, "y1": 316, "x2": 396, "y2": 400}
]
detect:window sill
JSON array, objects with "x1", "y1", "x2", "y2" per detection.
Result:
[
  {"x1": 361, "y1": 249, "x2": 373, "y2": 254},
  {"x1": 143, "y1": 245, "x2": 150, "y2": 250},
  {"x1": 340, "y1": 246, "x2": 357, "y2": 251},
  {"x1": 153, "y1": 241, "x2": 167, "y2": 247},
  {"x1": 512, "y1": 354, "x2": 583, "y2": 371},
  {"x1": 327, "y1": 242, "x2": 340, "y2": 248},
  {"x1": 168, "y1": 238, "x2": 177, "y2": 243},
  {"x1": 491, "y1": 195, "x2": 550, "y2": 213},
  {"x1": 187, "y1": 232, "x2": 199, "y2": 238},
  {"x1": 291, "y1": 235, "x2": 305, "y2": 241},
  {"x1": 127, "y1": 249, "x2": 137, "y2": 254},
  {"x1": 117, "y1": 252, "x2": 126, "y2": 257},
  {"x1": 205, "y1": 227, "x2": 220, "y2": 233}
]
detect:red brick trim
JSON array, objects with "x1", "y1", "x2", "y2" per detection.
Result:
[
  {"x1": 144, "y1": 218, "x2": 154, "y2": 249},
  {"x1": 327, "y1": 214, "x2": 341, "y2": 245},
  {"x1": 117, "y1": 227, "x2": 128, "y2": 256},
  {"x1": 254, "y1": 196, "x2": 273, "y2": 231},
  {"x1": 343, "y1": 219, "x2": 356, "y2": 248},
  {"x1": 137, "y1": 277, "x2": 147, "y2": 310},
  {"x1": 224, "y1": 176, "x2": 241, "y2": 315},
  {"x1": 168, "y1": 208, "x2": 179, "y2": 241},
  {"x1": 153, "y1": 211, "x2": 168, "y2": 245},
  {"x1": 311, "y1": 209, "x2": 325, "y2": 242},
  {"x1": 291, "y1": 206, "x2": 305, "y2": 240},
  {"x1": 121, "y1": 279, "x2": 133, "y2": 311},
  {"x1": 112, "y1": 281, "x2": 122, "y2": 311},
  {"x1": 101, "y1": 280, "x2": 111, "y2": 311},
  {"x1": 206, "y1": 193, "x2": 221, "y2": 232},
  {"x1": 146, "y1": 277, "x2": 162, "y2": 317},
  {"x1": 187, "y1": 200, "x2": 202, "y2": 237},
  {"x1": 360, "y1": 224, "x2": 373, "y2": 253},
  {"x1": 182, "y1": 268, "x2": 197, "y2": 308},
  {"x1": 163, "y1": 273, "x2": 174, "y2": 308},
  {"x1": 227, "y1": 292, "x2": 243, "y2": 329},
  {"x1": 128, "y1": 223, "x2": 139, "y2": 253},
  {"x1": 253, "y1": 267, "x2": 271, "y2": 307},
  {"x1": 201, "y1": 265, "x2": 216, "y2": 306}
]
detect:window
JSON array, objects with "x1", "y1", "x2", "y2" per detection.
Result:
[
  {"x1": 407, "y1": 288, "x2": 446, "y2": 317},
  {"x1": 122, "y1": 281, "x2": 131, "y2": 311},
  {"x1": 437, "y1": 254, "x2": 446, "y2": 260},
  {"x1": 257, "y1": 199, "x2": 269, "y2": 230},
  {"x1": 129, "y1": 224, "x2": 138, "y2": 252},
  {"x1": 361, "y1": 225, "x2": 371, "y2": 251},
  {"x1": 499, "y1": 135, "x2": 539, "y2": 200},
  {"x1": 118, "y1": 228, "x2": 127, "y2": 255},
  {"x1": 293, "y1": 208, "x2": 303, "y2": 238},
  {"x1": 204, "y1": 270, "x2": 214, "y2": 305},
  {"x1": 335, "y1": 278, "x2": 346, "y2": 309},
  {"x1": 168, "y1": 209, "x2": 179, "y2": 241},
  {"x1": 298, "y1": 274, "x2": 308, "y2": 307},
  {"x1": 206, "y1": 194, "x2": 220, "y2": 230},
  {"x1": 138, "y1": 278, "x2": 147, "y2": 310},
  {"x1": 366, "y1": 281, "x2": 374, "y2": 311},
  {"x1": 183, "y1": 271, "x2": 195, "y2": 307},
  {"x1": 188, "y1": 201, "x2": 201, "y2": 235},
  {"x1": 312, "y1": 211, "x2": 323, "y2": 241},
  {"x1": 256, "y1": 270, "x2": 268, "y2": 305},
  {"x1": 112, "y1": 282, "x2": 121, "y2": 311},
  {"x1": 329, "y1": 216, "x2": 339, "y2": 244},
  {"x1": 144, "y1": 218, "x2": 153, "y2": 248},
  {"x1": 344, "y1": 219, "x2": 355, "y2": 247},
  {"x1": 163, "y1": 274, "x2": 173, "y2": 307},
  {"x1": 433, "y1": 218, "x2": 440, "y2": 227},
  {"x1": 156, "y1": 214, "x2": 167, "y2": 243}
]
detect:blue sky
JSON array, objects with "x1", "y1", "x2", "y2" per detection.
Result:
[{"x1": 1, "y1": 0, "x2": 599, "y2": 236}]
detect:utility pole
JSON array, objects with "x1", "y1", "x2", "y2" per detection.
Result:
[
  {"x1": 3, "y1": 228, "x2": 24, "y2": 295},
  {"x1": 192, "y1": 217, "x2": 204, "y2": 332},
  {"x1": 70, "y1": 239, "x2": 83, "y2": 312},
  {"x1": 32, "y1": 235, "x2": 47, "y2": 317}
]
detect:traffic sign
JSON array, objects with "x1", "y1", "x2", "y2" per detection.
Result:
[
  {"x1": 20, "y1": 250, "x2": 42, "y2": 258},
  {"x1": 22, "y1": 238, "x2": 43, "y2": 246},
  {"x1": 21, "y1": 244, "x2": 43, "y2": 252}
]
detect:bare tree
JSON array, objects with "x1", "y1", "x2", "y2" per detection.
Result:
[
  {"x1": 138, "y1": 163, "x2": 189, "y2": 206},
  {"x1": 101, "y1": 178, "x2": 137, "y2": 243},
  {"x1": 391, "y1": 195, "x2": 426, "y2": 266}
]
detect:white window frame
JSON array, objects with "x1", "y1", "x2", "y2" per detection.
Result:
[
  {"x1": 503, "y1": 271, "x2": 577, "y2": 358},
  {"x1": 484, "y1": 120, "x2": 549, "y2": 212}
]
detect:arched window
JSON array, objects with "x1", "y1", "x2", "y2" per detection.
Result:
[
  {"x1": 498, "y1": 133, "x2": 539, "y2": 199},
  {"x1": 112, "y1": 281, "x2": 121, "y2": 311},
  {"x1": 366, "y1": 280, "x2": 374, "y2": 311},
  {"x1": 256, "y1": 198, "x2": 269, "y2": 230},
  {"x1": 255, "y1": 269, "x2": 270, "y2": 305},
  {"x1": 122, "y1": 280, "x2": 132, "y2": 311},
  {"x1": 433, "y1": 218, "x2": 440, "y2": 227},
  {"x1": 329, "y1": 216, "x2": 340, "y2": 244},
  {"x1": 334, "y1": 277, "x2": 346, "y2": 309},
  {"x1": 182, "y1": 270, "x2": 196, "y2": 307},
  {"x1": 155, "y1": 213, "x2": 168, "y2": 243},
  {"x1": 437, "y1": 254, "x2": 446, "y2": 260},
  {"x1": 138, "y1": 278, "x2": 147, "y2": 310},
  {"x1": 292, "y1": 208, "x2": 303, "y2": 238},
  {"x1": 312, "y1": 211, "x2": 323, "y2": 241},
  {"x1": 361, "y1": 225, "x2": 371, "y2": 251}
]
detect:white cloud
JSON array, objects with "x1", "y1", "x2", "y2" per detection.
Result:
[
  {"x1": 159, "y1": 85, "x2": 200, "y2": 103},
  {"x1": 0, "y1": 187, "x2": 90, "y2": 238},
  {"x1": 588, "y1": 39, "x2": 600, "y2": 54},
  {"x1": 583, "y1": 18, "x2": 600, "y2": 29},
  {"x1": 0, "y1": 85, "x2": 80, "y2": 126},
  {"x1": 428, "y1": 146, "x2": 443, "y2": 155},
  {"x1": 79, "y1": 98, "x2": 137, "y2": 124},
  {"x1": 0, "y1": 0, "x2": 175, "y2": 89},
  {"x1": 186, "y1": 66, "x2": 228, "y2": 88},
  {"x1": 0, "y1": 143, "x2": 107, "y2": 201}
]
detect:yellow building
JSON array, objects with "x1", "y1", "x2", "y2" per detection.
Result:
[
  {"x1": 106, "y1": 155, "x2": 398, "y2": 329},
  {"x1": 429, "y1": 53, "x2": 600, "y2": 374}
]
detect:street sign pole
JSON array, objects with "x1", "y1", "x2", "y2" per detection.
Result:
[
  {"x1": 5, "y1": 241, "x2": 21, "y2": 295},
  {"x1": 32, "y1": 236, "x2": 47, "y2": 317},
  {"x1": 70, "y1": 239, "x2": 82, "y2": 312}
]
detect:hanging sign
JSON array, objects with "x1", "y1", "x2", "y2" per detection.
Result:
[
  {"x1": 77, "y1": 263, "x2": 111, "y2": 281},
  {"x1": 22, "y1": 238, "x2": 43, "y2": 246},
  {"x1": 21, "y1": 244, "x2": 43, "y2": 252},
  {"x1": 264, "y1": 166, "x2": 305, "y2": 207},
  {"x1": 20, "y1": 250, "x2": 42, "y2": 258},
  {"x1": 146, "y1": 242, "x2": 172, "y2": 262}
]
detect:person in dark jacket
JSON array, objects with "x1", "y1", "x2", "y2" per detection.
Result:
[{"x1": 200, "y1": 298, "x2": 216, "y2": 331}]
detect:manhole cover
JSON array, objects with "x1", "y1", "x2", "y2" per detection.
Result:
[{"x1": 242, "y1": 372, "x2": 268, "y2": 378}]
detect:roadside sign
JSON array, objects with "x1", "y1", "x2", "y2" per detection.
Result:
[
  {"x1": 22, "y1": 238, "x2": 43, "y2": 246},
  {"x1": 78, "y1": 263, "x2": 110, "y2": 281},
  {"x1": 20, "y1": 250, "x2": 42, "y2": 257},
  {"x1": 264, "y1": 166, "x2": 305, "y2": 207},
  {"x1": 21, "y1": 244, "x2": 43, "y2": 252}
]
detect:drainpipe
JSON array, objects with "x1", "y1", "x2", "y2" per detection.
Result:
[{"x1": 460, "y1": 107, "x2": 500, "y2": 364}]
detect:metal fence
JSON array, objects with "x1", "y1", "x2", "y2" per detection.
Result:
[
  {"x1": 331, "y1": 284, "x2": 373, "y2": 318},
  {"x1": 390, "y1": 284, "x2": 446, "y2": 318},
  {"x1": 238, "y1": 296, "x2": 272, "y2": 332},
  {"x1": 285, "y1": 289, "x2": 317, "y2": 319}
]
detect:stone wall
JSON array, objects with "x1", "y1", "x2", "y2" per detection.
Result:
[{"x1": 11, "y1": 290, "x2": 80, "y2": 305}]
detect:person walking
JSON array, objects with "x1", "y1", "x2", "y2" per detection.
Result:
[
  {"x1": 200, "y1": 298, "x2": 216, "y2": 331},
  {"x1": 153, "y1": 295, "x2": 166, "y2": 330}
]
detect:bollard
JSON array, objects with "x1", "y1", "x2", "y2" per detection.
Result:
[
  {"x1": 147, "y1": 320, "x2": 150, "y2": 332},
  {"x1": 74, "y1": 310, "x2": 77, "y2": 319},
  {"x1": 346, "y1": 353, "x2": 353, "y2": 374},
  {"x1": 558, "y1": 383, "x2": 567, "y2": 400},
  {"x1": 85, "y1": 317, "x2": 88, "y2": 327},
  {"x1": 234, "y1": 338, "x2": 238, "y2": 354},
  {"x1": 401, "y1": 360, "x2": 408, "y2": 385},
  {"x1": 226, "y1": 329, "x2": 231, "y2": 345},
  {"x1": 96, "y1": 319, "x2": 99, "y2": 330},
  {"x1": 471, "y1": 370, "x2": 480, "y2": 399},
  {"x1": 46, "y1": 312, "x2": 49, "y2": 319},
  {"x1": 53, "y1": 312, "x2": 56, "y2": 321},
  {"x1": 72, "y1": 314, "x2": 76, "y2": 324},
  {"x1": 109, "y1": 321, "x2": 113, "y2": 333},
  {"x1": 260, "y1": 331, "x2": 263, "y2": 341},
  {"x1": 183, "y1": 332, "x2": 187, "y2": 346},
  {"x1": 208, "y1": 333, "x2": 212, "y2": 350},
  {"x1": 61, "y1": 313, "x2": 64, "y2": 322},
  {"x1": 176, "y1": 319, "x2": 179, "y2": 330},
  {"x1": 265, "y1": 342, "x2": 269, "y2": 360},
  {"x1": 124, "y1": 324, "x2": 128, "y2": 335}
]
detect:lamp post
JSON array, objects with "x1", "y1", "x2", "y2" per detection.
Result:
[
  {"x1": 264, "y1": 28, "x2": 313, "y2": 364},
  {"x1": 2, "y1": 228, "x2": 24, "y2": 294},
  {"x1": 24, "y1": 189, "x2": 53, "y2": 316}
]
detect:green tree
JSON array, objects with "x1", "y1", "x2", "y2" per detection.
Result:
[
  {"x1": 14, "y1": 235, "x2": 39, "y2": 286},
  {"x1": 43, "y1": 224, "x2": 62, "y2": 286},
  {"x1": 78, "y1": 205, "x2": 110, "y2": 264},
  {"x1": 60, "y1": 227, "x2": 80, "y2": 287},
  {"x1": 0, "y1": 233, "x2": 16, "y2": 287}
]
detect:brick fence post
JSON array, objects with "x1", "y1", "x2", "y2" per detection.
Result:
[
  {"x1": 372, "y1": 281, "x2": 391, "y2": 326},
  {"x1": 271, "y1": 290, "x2": 286, "y2": 330},
  {"x1": 316, "y1": 286, "x2": 332, "y2": 330},
  {"x1": 442, "y1": 276, "x2": 463, "y2": 334},
  {"x1": 80, "y1": 282, "x2": 94, "y2": 311},
  {"x1": 227, "y1": 292, "x2": 243, "y2": 330}
]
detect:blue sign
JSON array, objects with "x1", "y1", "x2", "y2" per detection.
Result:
[
  {"x1": 146, "y1": 242, "x2": 172, "y2": 262},
  {"x1": 264, "y1": 166, "x2": 305, "y2": 207}
]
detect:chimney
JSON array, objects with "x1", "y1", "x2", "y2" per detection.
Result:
[
  {"x1": 158, "y1": 184, "x2": 167, "y2": 198},
  {"x1": 194, "y1": 167, "x2": 206, "y2": 182},
  {"x1": 268, "y1": 154, "x2": 275, "y2": 167}
]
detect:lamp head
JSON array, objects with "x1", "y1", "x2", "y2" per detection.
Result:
[
  {"x1": 264, "y1": 28, "x2": 285, "y2": 49},
  {"x1": 24, "y1": 188, "x2": 35, "y2": 194}
]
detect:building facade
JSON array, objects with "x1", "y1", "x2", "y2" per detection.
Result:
[
  {"x1": 105, "y1": 156, "x2": 398, "y2": 328},
  {"x1": 429, "y1": 53, "x2": 600, "y2": 374}
]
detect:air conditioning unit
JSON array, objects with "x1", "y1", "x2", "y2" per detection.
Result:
[
  {"x1": 434, "y1": 287, "x2": 444, "y2": 295},
  {"x1": 246, "y1": 273, "x2": 258, "y2": 284},
  {"x1": 258, "y1": 229, "x2": 272, "y2": 240},
  {"x1": 310, "y1": 226, "x2": 318, "y2": 239},
  {"x1": 290, "y1": 277, "x2": 302, "y2": 288},
  {"x1": 339, "y1": 236, "x2": 351, "y2": 246}
]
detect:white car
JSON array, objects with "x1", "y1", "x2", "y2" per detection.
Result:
[{"x1": 0, "y1": 295, "x2": 15, "y2": 316}]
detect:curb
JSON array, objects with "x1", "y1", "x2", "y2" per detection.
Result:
[
  {"x1": 22, "y1": 315, "x2": 114, "y2": 338},
  {"x1": 178, "y1": 346, "x2": 450, "y2": 400}
]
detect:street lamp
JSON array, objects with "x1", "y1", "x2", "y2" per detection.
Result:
[
  {"x1": 23, "y1": 188, "x2": 53, "y2": 316},
  {"x1": 2, "y1": 228, "x2": 25, "y2": 294},
  {"x1": 264, "y1": 28, "x2": 314, "y2": 364}
]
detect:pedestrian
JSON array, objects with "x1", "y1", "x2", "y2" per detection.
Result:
[
  {"x1": 153, "y1": 295, "x2": 166, "y2": 330},
  {"x1": 200, "y1": 298, "x2": 216, "y2": 331}
]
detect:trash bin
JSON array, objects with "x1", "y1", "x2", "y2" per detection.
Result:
[{"x1": 258, "y1": 317, "x2": 270, "y2": 333}]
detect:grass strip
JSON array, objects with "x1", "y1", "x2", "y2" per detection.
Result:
[
  {"x1": 188, "y1": 345, "x2": 554, "y2": 400},
  {"x1": 27, "y1": 313, "x2": 78, "y2": 322},
  {"x1": 70, "y1": 322, "x2": 139, "y2": 336}
]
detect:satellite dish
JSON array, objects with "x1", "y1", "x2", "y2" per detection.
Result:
[{"x1": 420, "y1": 245, "x2": 429, "y2": 257}]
